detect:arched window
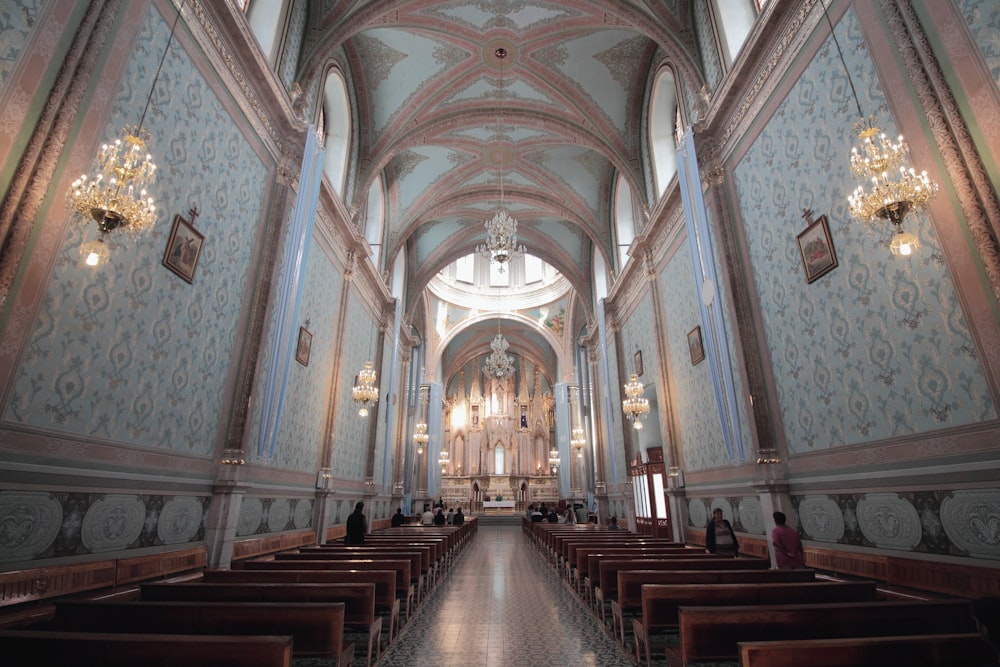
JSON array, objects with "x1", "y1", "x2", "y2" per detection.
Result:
[
  {"x1": 246, "y1": 0, "x2": 287, "y2": 65},
  {"x1": 649, "y1": 67, "x2": 679, "y2": 198},
  {"x1": 711, "y1": 0, "x2": 762, "y2": 68},
  {"x1": 614, "y1": 175, "x2": 636, "y2": 270},
  {"x1": 364, "y1": 176, "x2": 385, "y2": 269},
  {"x1": 322, "y1": 70, "x2": 351, "y2": 198}
]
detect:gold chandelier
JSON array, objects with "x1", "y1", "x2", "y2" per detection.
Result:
[
  {"x1": 571, "y1": 427, "x2": 586, "y2": 457},
  {"x1": 483, "y1": 322, "x2": 515, "y2": 380},
  {"x1": 413, "y1": 420, "x2": 429, "y2": 455},
  {"x1": 821, "y1": 0, "x2": 937, "y2": 257},
  {"x1": 352, "y1": 360, "x2": 378, "y2": 416},
  {"x1": 622, "y1": 373, "x2": 650, "y2": 430},
  {"x1": 68, "y1": 1, "x2": 186, "y2": 266},
  {"x1": 475, "y1": 47, "x2": 525, "y2": 273}
]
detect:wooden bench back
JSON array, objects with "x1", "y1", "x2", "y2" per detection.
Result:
[
  {"x1": 595, "y1": 557, "x2": 768, "y2": 599},
  {"x1": 52, "y1": 600, "x2": 345, "y2": 658},
  {"x1": 642, "y1": 581, "x2": 877, "y2": 630},
  {"x1": 141, "y1": 582, "x2": 375, "y2": 624},
  {"x1": 277, "y1": 550, "x2": 426, "y2": 576},
  {"x1": 563, "y1": 538, "x2": 684, "y2": 562},
  {"x1": 615, "y1": 568, "x2": 816, "y2": 607},
  {"x1": 738, "y1": 633, "x2": 996, "y2": 667},
  {"x1": 0, "y1": 629, "x2": 293, "y2": 667},
  {"x1": 304, "y1": 545, "x2": 433, "y2": 571},
  {"x1": 680, "y1": 600, "x2": 978, "y2": 663},
  {"x1": 242, "y1": 558, "x2": 411, "y2": 595},
  {"x1": 581, "y1": 549, "x2": 718, "y2": 582},
  {"x1": 201, "y1": 568, "x2": 396, "y2": 610}
]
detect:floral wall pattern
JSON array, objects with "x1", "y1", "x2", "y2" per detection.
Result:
[
  {"x1": 730, "y1": 8, "x2": 995, "y2": 454},
  {"x1": 957, "y1": 0, "x2": 1000, "y2": 87},
  {"x1": 4, "y1": 6, "x2": 270, "y2": 457},
  {"x1": 0, "y1": 0, "x2": 49, "y2": 91}
]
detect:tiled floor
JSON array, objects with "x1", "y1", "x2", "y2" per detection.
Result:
[{"x1": 376, "y1": 523, "x2": 635, "y2": 667}]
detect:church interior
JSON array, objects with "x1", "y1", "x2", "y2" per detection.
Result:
[{"x1": 1, "y1": 0, "x2": 1000, "y2": 662}]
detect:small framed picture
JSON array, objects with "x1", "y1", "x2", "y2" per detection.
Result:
[
  {"x1": 797, "y1": 215, "x2": 838, "y2": 283},
  {"x1": 295, "y1": 326, "x2": 312, "y2": 366},
  {"x1": 634, "y1": 350, "x2": 644, "y2": 377},
  {"x1": 687, "y1": 326, "x2": 705, "y2": 366},
  {"x1": 162, "y1": 213, "x2": 204, "y2": 283}
]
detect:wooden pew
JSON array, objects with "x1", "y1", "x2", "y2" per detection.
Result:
[
  {"x1": 592, "y1": 557, "x2": 769, "y2": 623},
  {"x1": 633, "y1": 581, "x2": 878, "y2": 667},
  {"x1": 240, "y1": 558, "x2": 415, "y2": 623},
  {"x1": 50, "y1": 600, "x2": 353, "y2": 667},
  {"x1": 739, "y1": 633, "x2": 998, "y2": 667},
  {"x1": 0, "y1": 629, "x2": 294, "y2": 667},
  {"x1": 609, "y1": 568, "x2": 816, "y2": 644},
  {"x1": 308, "y1": 542, "x2": 440, "y2": 588},
  {"x1": 140, "y1": 581, "x2": 379, "y2": 667},
  {"x1": 276, "y1": 550, "x2": 428, "y2": 605},
  {"x1": 201, "y1": 567, "x2": 400, "y2": 641},
  {"x1": 670, "y1": 600, "x2": 980, "y2": 666},
  {"x1": 579, "y1": 549, "x2": 722, "y2": 603}
]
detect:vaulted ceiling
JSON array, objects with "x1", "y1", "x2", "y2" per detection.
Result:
[{"x1": 298, "y1": 1, "x2": 704, "y2": 385}]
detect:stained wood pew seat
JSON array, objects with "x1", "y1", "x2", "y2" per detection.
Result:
[
  {"x1": 0, "y1": 629, "x2": 294, "y2": 667},
  {"x1": 668, "y1": 600, "x2": 980, "y2": 667},
  {"x1": 579, "y1": 550, "x2": 721, "y2": 603},
  {"x1": 632, "y1": 581, "x2": 878, "y2": 667},
  {"x1": 51, "y1": 600, "x2": 353, "y2": 667},
  {"x1": 739, "y1": 633, "x2": 999, "y2": 667},
  {"x1": 200, "y1": 568, "x2": 401, "y2": 641},
  {"x1": 276, "y1": 550, "x2": 428, "y2": 605},
  {"x1": 608, "y1": 568, "x2": 817, "y2": 644},
  {"x1": 140, "y1": 581, "x2": 379, "y2": 667},
  {"x1": 239, "y1": 558, "x2": 415, "y2": 625}
]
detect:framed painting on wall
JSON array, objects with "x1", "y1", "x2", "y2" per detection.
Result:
[
  {"x1": 162, "y1": 213, "x2": 204, "y2": 284},
  {"x1": 295, "y1": 326, "x2": 312, "y2": 366},
  {"x1": 634, "y1": 350, "x2": 644, "y2": 377},
  {"x1": 797, "y1": 215, "x2": 838, "y2": 283},
  {"x1": 687, "y1": 325, "x2": 705, "y2": 366}
]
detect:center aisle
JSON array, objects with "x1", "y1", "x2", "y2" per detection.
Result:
[{"x1": 376, "y1": 522, "x2": 634, "y2": 667}]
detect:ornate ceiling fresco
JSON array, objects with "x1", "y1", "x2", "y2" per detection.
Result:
[{"x1": 298, "y1": 0, "x2": 702, "y2": 384}]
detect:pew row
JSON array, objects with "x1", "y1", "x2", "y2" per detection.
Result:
[{"x1": 739, "y1": 633, "x2": 999, "y2": 667}]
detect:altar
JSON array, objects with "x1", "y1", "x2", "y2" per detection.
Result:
[{"x1": 482, "y1": 500, "x2": 516, "y2": 515}]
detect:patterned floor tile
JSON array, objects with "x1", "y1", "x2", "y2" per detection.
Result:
[{"x1": 374, "y1": 524, "x2": 635, "y2": 667}]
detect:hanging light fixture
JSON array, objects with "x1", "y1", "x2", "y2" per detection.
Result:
[
  {"x1": 68, "y1": 1, "x2": 187, "y2": 265},
  {"x1": 483, "y1": 320, "x2": 515, "y2": 380},
  {"x1": 353, "y1": 326, "x2": 378, "y2": 416},
  {"x1": 476, "y1": 47, "x2": 525, "y2": 273},
  {"x1": 622, "y1": 373, "x2": 650, "y2": 430},
  {"x1": 548, "y1": 444, "x2": 560, "y2": 475},
  {"x1": 413, "y1": 420, "x2": 429, "y2": 455},
  {"x1": 571, "y1": 427, "x2": 586, "y2": 457},
  {"x1": 820, "y1": 0, "x2": 937, "y2": 256}
]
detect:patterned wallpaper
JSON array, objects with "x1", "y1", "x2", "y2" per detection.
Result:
[
  {"x1": 4, "y1": 6, "x2": 270, "y2": 456},
  {"x1": 278, "y1": 0, "x2": 307, "y2": 89},
  {"x1": 660, "y1": 245, "x2": 728, "y2": 471},
  {"x1": 957, "y1": 0, "x2": 1000, "y2": 87},
  {"x1": 329, "y1": 290, "x2": 377, "y2": 482},
  {"x1": 620, "y1": 290, "x2": 665, "y2": 453},
  {"x1": 692, "y1": 0, "x2": 723, "y2": 96},
  {"x1": 0, "y1": 0, "x2": 48, "y2": 92},
  {"x1": 730, "y1": 8, "x2": 996, "y2": 454},
  {"x1": 270, "y1": 247, "x2": 342, "y2": 471}
]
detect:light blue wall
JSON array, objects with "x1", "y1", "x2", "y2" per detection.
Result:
[
  {"x1": 957, "y1": 0, "x2": 1000, "y2": 87},
  {"x1": 730, "y1": 7, "x2": 996, "y2": 454},
  {"x1": 4, "y1": 5, "x2": 270, "y2": 457}
]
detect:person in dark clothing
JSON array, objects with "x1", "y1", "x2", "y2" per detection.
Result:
[
  {"x1": 345, "y1": 501, "x2": 367, "y2": 544},
  {"x1": 390, "y1": 507, "x2": 406, "y2": 527},
  {"x1": 705, "y1": 507, "x2": 738, "y2": 556},
  {"x1": 433, "y1": 507, "x2": 446, "y2": 525},
  {"x1": 546, "y1": 510, "x2": 559, "y2": 523},
  {"x1": 452, "y1": 507, "x2": 465, "y2": 525}
]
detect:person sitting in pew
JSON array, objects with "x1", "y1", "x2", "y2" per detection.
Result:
[
  {"x1": 346, "y1": 501, "x2": 367, "y2": 545},
  {"x1": 452, "y1": 507, "x2": 465, "y2": 526},
  {"x1": 706, "y1": 507, "x2": 739, "y2": 556},
  {"x1": 446, "y1": 508, "x2": 455, "y2": 524},
  {"x1": 433, "y1": 507, "x2": 446, "y2": 526},
  {"x1": 420, "y1": 505, "x2": 435, "y2": 525},
  {"x1": 607, "y1": 516, "x2": 620, "y2": 530},
  {"x1": 391, "y1": 507, "x2": 406, "y2": 527}
]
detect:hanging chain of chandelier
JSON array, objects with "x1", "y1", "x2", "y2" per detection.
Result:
[{"x1": 476, "y1": 47, "x2": 525, "y2": 273}]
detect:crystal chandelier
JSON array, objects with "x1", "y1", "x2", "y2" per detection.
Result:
[
  {"x1": 622, "y1": 373, "x2": 650, "y2": 430},
  {"x1": 413, "y1": 420, "x2": 429, "y2": 455},
  {"x1": 476, "y1": 47, "x2": 525, "y2": 273},
  {"x1": 571, "y1": 427, "x2": 586, "y2": 457},
  {"x1": 352, "y1": 360, "x2": 378, "y2": 416},
  {"x1": 548, "y1": 445, "x2": 560, "y2": 474},
  {"x1": 820, "y1": 0, "x2": 937, "y2": 257},
  {"x1": 483, "y1": 323, "x2": 515, "y2": 380},
  {"x1": 67, "y1": 1, "x2": 186, "y2": 266}
]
